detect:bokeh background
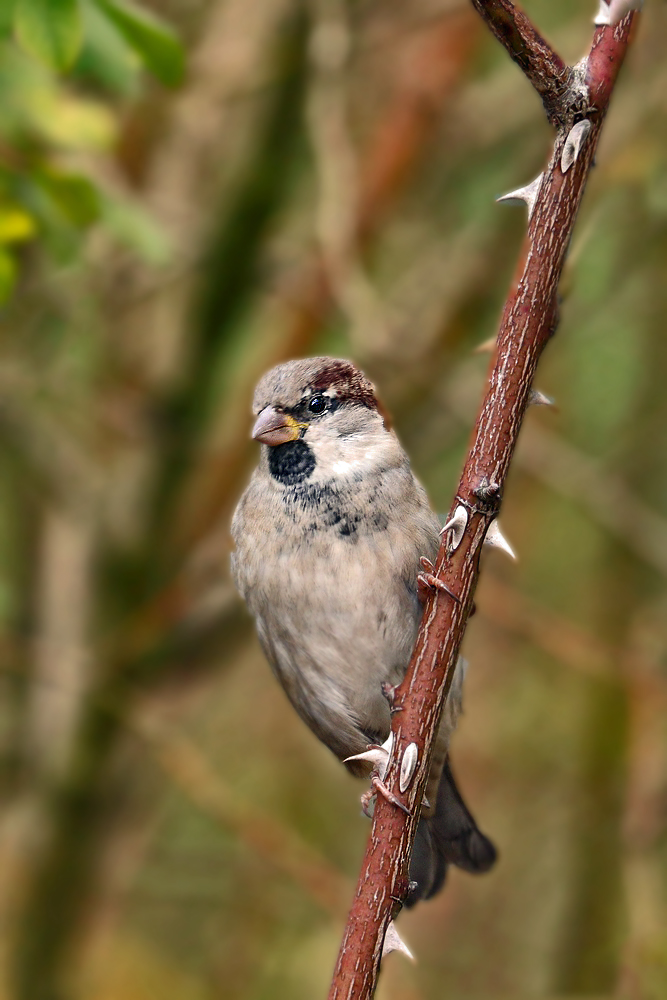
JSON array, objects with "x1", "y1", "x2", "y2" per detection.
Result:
[{"x1": 0, "y1": 1, "x2": 665, "y2": 998}]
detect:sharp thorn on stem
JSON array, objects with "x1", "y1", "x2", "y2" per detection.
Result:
[
  {"x1": 594, "y1": 0, "x2": 611, "y2": 23},
  {"x1": 528, "y1": 389, "x2": 555, "y2": 408},
  {"x1": 594, "y1": 0, "x2": 643, "y2": 25},
  {"x1": 345, "y1": 732, "x2": 394, "y2": 779},
  {"x1": 474, "y1": 335, "x2": 496, "y2": 354},
  {"x1": 561, "y1": 120, "x2": 591, "y2": 174},
  {"x1": 439, "y1": 504, "x2": 468, "y2": 551},
  {"x1": 399, "y1": 743, "x2": 419, "y2": 793},
  {"x1": 382, "y1": 921, "x2": 415, "y2": 961},
  {"x1": 484, "y1": 520, "x2": 517, "y2": 561},
  {"x1": 496, "y1": 173, "x2": 543, "y2": 221}
]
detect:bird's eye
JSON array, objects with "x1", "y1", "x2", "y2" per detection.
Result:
[{"x1": 308, "y1": 394, "x2": 328, "y2": 414}]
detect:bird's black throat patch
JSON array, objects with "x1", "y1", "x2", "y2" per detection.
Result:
[{"x1": 269, "y1": 439, "x2": 316, "y2": 486}]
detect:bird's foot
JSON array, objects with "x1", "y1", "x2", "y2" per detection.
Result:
[
  {"x1": 372, "y1": 776, "x2": 411, "y2": 815},
  {"x1": 381, "y1": 682, "x2": 403, "y2": 715},
  {"x1": 417, "y1": 570, "x2": 461, "y2": 604},
  {"x1": 348, "y1": 733, "x2": 408, "y2": 815},
  {"x1": 417, "y1": 558, "x2": 435, "y2": 603},
  {"x1": 360, "y1": 787, "x2": 376, "y2": 818}
]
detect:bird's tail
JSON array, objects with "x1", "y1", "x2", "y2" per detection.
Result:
[{"x1": 406, "y1": 757, "x2": 496, "y2": 906}]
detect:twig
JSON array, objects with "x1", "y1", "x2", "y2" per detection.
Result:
[
  {"x1": 329, "y1": 4, "x2": 641, "y2": 997},
  {"x1": 470, "y1": 0, "x2": 573, "y2": 124}
]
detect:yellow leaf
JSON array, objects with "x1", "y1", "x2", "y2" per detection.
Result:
[{"x1": 0, "y1": 207, "x2": 37, "y2": 243}]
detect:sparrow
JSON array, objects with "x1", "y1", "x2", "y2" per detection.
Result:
[{"x1": 231, "y1": 357, "x2": 496, "y2": 904}]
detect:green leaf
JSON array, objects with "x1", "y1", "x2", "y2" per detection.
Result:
[
  {"x1": 34, "y1": 169, "x2": 101, "y2": 228},
  {"x1": 14, "y1": 0, "x2": 82, "y2": 71},
  {"x1": 76, "y1": 0, "x2": 140, "y2": 97},
  {"x1": 95, "y1": 0, "x2": 183, "y2": 86}
]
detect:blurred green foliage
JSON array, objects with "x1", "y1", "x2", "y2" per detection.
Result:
[
  {"x1": 0, "y1": 0, "x2": 182, "y2": 301},
  {"x1": 0, "y1": 2, "x2": 665, "y2": 1000}
]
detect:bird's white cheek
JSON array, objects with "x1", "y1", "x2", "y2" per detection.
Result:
[
  {"x1": 330, "y1": 448, "x2": 377, "y2": 477},
  {"x1": 332, "y1": 460, "x2": 355, "y2": 475}
]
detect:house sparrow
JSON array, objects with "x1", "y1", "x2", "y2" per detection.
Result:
[{"x1": 231, "y1": 357, "x2": 496, "y2": 903}]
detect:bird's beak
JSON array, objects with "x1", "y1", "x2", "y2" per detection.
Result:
[{"x1": 252, "y1": 406, "x2": 302, "y2": 446}]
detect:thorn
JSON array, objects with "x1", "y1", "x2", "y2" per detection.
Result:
[
  {"x1": 372, "y1": 776, "x2": 411, "y2": 815},
  {"x1": 382, "y1": 920, "x2": 415, "y2": 961},
  {"x1": 594, "y1": 0, "x2": 610, "y2": 23},
  {"x1": 345, "y1": 747, "x2": 386, "y2": 769},
  {"x1": 528, "y1": 389, "x2": 555, "y2": 408},
  {"x1": 419, "y1": 556, "x2": 434, "y2": 572},
  {"x1": 417, "y1": 573, "x2": 461, "y2": 603},
  {"x1": 496, "y1": 173, "x2": 543, "y2": 221},
  {"x1": 594, "y1": 0, "x2": 642, "y2": 25},
  {"x1": 345, "y1": 732, "x2": 393, "y2": 779},
  {"x1": 484, "y1": 520, "x2": 517, "y2": 561},
  {"x1": 439, "y1": 504, "x2": 468, "y2": 551},
  {"x1": 422, "y1": 795, "x2": 431, "y2": 809},
  {"x1": 561, "y1": 120, "x2": 591, "y2": 174},
  {"x1": 399, "y1": 743, "x2": 419, "y2": 793},
  {"x1": 474, "y1": 335, "x2": 496, "y2": 354}
]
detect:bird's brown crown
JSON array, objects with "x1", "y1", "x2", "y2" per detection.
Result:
[
  {"x1": 253, "y1": 357, "x2": 378, "y2": 414},
  {"x1": 309, "y1": 359, "x2": 377, "y2": 409}
]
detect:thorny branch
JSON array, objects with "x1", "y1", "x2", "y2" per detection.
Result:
[
  {"x1": 470, "y1": 0, "x2": 573, "y2": 124},
  {"x1": 329, "y1": 3, "x2": 641, "y2": 998}
]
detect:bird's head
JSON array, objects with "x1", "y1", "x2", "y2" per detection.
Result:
[{"x1": 250, "y1": 358, "x2": 393, "y2": 487}]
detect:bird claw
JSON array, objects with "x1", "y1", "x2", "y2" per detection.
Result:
[
  {"x1": 351, "y1": 733, "x2": 409, "y2": 815},
  {"x1": 417, "y1": 559, "x2": 435, "y2": 603},
  {"x1": 381, "y1": 681, "x2": 396, "y2": 705},
  {"x1": 417, "y1": 572, "x2": 461, "y2": 604},
  {"x1": 381, "y1": 682, "x2": 403, "y2": 715},
  {"x1": 372, "y1": 776, "x2": 411, "y2": 815},
  {"x1": 360, "y1": 787, "x2": 376, "y2": 818}
]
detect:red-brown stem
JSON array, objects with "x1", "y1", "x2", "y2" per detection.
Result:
[
  {"x1": 470, "y1": 0, "x2": 573, "y2": 124},
  {"x1": 329, "y1": 5, "x2": 639, "y2": 999}
]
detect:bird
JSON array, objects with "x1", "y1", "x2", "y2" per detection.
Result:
[{"x1": 231, "y1": 357, "x2": 496, "y2": 904}]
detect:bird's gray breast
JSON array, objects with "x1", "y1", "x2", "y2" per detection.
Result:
[
  {"x1": 231, "y1": 456, "x2": 440, "y2": 758},
  {"x1": 279, "y1": 476, "x2": 390, "y2": 541}
]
